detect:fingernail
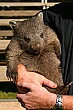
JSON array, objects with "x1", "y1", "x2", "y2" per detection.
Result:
[
  {"x1": 53, "y1": 83, "x2": 57, "y2": 88},
  {"x1": 17, "y1": 82, "x2": 21, "y2": 86}
]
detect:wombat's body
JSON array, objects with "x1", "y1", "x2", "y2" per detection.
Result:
[{"x1": 6, "y1": 12, "x2": 69, "y2": 96}]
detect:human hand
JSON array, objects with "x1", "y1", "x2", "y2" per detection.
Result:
[
  {"x1": 16, "y1": 64, "x2": 57, "y2": 93},
  {"x1": 16, "y1": 82, "x2": 56, "y2": 109}
]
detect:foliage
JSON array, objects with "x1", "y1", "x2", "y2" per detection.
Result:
[
  {"x1": 0, "y1": 82, "x2": 17, "y2": 99},
  {"x1": 0, "y1": 91, "x2": 16, "y2": 99}
]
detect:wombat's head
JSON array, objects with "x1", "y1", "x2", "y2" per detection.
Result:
[{"x1": 9, "y1": 12, "x2": 47, "y2": 54}]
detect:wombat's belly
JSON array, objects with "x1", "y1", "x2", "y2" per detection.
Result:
[{"x1": 19, "y1": 52, "x2": 64, "y2": 94}]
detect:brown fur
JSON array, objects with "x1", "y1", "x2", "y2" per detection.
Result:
[{"x1": 6, "y1": 12, "x2": 70, "y2": 97}]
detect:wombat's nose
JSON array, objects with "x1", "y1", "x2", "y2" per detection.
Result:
[
  {"x1": 35, "y1": 43, "x2": 44, "y2": 52},
  {"x1": 36, "y1": 44, "x2": 40, "y2": 48}
]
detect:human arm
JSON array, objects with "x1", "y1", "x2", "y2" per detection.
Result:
[
  {"x1": 62, "y1": 95, "x2": 73, "y2": 110},
  {"x1": 16, "y1": 82, "x2": 73, "y2": 110}
]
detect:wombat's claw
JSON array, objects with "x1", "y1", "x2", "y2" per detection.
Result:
[
  {"x1": 12, "y1": 74, "x2": 17, "y2": 83},
  {"x1": 67, "y1": 82, "x2": 73, "y2": 86},
  {"x1": 60, "y1": 82, "x2": 73, "y2": 95},
  {"x1": 6, "y1": 70, "x2": 16, "y2": 82},
  {"x1": 7, "y1": 74, "x2": 12, "y2": 82},
  {"x1": 6, "y1": 70, "x2": 12, "y2": 81}
]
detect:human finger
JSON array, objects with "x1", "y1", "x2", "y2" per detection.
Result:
[
  {"x1": 21, "y1": 82, "x2": 39, "y2": 91},
  {"x1": 42, "y1": 76, "x2": 57, "y2": 88},
  {"x1": 17, "y1": 64, "x2": 27, "y2": 86},
  {"x1": 16, "y1": 93, "x2": 25, "y2": 100},
  {"x1": 18, "y1": 64, "x2": 27, "y2": 73},
  {"x1": 16, "y1": 94, "x2": 26, "y2": 108}
]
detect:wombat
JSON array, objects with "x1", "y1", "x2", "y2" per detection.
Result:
[{"x1": 6, "y1": 12, "x2": 71, "y2": 96}]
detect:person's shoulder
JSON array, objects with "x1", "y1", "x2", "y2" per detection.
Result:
[{"x1": 46, "y1": 2, "x2": 73, "y2": 20}]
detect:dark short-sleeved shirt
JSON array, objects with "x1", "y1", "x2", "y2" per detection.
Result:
[{"x1": 43, "y1": 2, "x2": 73, "y2": 95}]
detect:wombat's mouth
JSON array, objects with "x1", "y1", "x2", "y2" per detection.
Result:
[{"x1": 26, "y1": 49, "x2": 40, "y2": 55}]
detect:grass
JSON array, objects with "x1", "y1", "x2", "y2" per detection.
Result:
[
  {"x1": 0, "y1": 91, "x2": 16, "y2": 99},
  {"x1": 0, "y1": 82, "x2": 17, "y2": 99}
]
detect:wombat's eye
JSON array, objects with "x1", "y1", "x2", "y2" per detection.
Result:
[
  {"x1": 24, "y1": 36, "x2": 30, "y2": 42},
  {"x1": 40, "y1": 33, "x2": 43, "y2": 38}
]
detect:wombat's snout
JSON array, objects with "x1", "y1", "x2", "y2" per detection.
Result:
[
  {"x1": 35, "y1": 43, "x2": 43, "y2": 51},
  {"x1": 31, "y1": 40, "x2": 45, "y2": 53}
]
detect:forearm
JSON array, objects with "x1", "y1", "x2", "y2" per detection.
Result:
[
  {"x1": 49, "y1": 94, "x2": 73, "y2": 110},
  {"x1": 46, "y1": 94, "x2": 73, "y2": 110},
  {"x1": 62, "y1": 95, "x2": 73, "y2": 110}
]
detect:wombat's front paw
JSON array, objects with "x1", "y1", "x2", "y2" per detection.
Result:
[{"x1": 6, "y1": 69, "x2": 17, "y2": 82}]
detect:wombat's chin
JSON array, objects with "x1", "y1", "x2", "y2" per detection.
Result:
[{"x1": 26, "y1": 49, "x2": 40, "y2": 55}]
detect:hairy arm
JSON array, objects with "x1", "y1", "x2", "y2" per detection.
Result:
[{"x1": 62, "y1": 95, "x2": 73, "y2": 110}]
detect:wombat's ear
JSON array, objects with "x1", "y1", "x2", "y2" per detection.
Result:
[
  {"x1": 38, "y1": 12, "x2": 43, "y2": 21},
  {"x1": 9, "y1": 20, "x2": 16, "y2": 29}
]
